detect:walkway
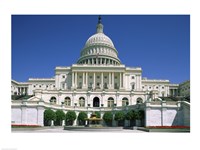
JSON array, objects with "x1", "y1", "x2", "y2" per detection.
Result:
[{"x1": 12, "y1": 126, "x2": 145, "y2": 133}]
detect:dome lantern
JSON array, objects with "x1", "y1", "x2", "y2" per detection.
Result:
[{"x1": 96, "y1": 15, "x2": 103, "y2": 33}]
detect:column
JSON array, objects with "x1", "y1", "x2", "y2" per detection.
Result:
[
  {"x1": 72, "y1": 72, "x2": 74, "y2": 88},
  {"x1": 93, "y1": 72, "x2": 96, "y2": 89},
  {"x1": 119, "y1": 73, "x2": 122, "y2": 89},
  {"x1": 112, "y1": 72, "x2": 114, "y2": 89},
  {"x1": 86, "y1": 72, "x2": 88, "y2": 88},
  {"x1": 122, "y1": 73, "x2": 125, "y2": 88},
  {"x1": 92, "y1": 58, "x2": 94, "y2": 65},
  {"x1": 101, "y1": 72, "x2": 103, "y2": 89},
  {"x1": 75, "y1": 72, "x2": 77, "y2": 88},
  {"x1": 109, "y1": 73, "x2": 111, "y2": 88},
  {"x1": 83, "y1": 72, "x2": 85, "y2": 88}
]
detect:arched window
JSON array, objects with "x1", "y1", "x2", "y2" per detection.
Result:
[
  {"x1": 79, "y1": 97, "x2": 85, "y2": 107},
  {"x1": 50, "y1": 96, "x2": 56, "y2": 104},
  {"x1": 136, "y1": 97, "x2": 143, "y2": 104},
  {"x1": 122, "y1": 97, "x2": 129, "y2": 106},
  {"x1": 64, "y1": 97, "x2": 71, "y2": 106},
  {"x1": 107, "y1": 97, "x2": 114, "y2": 107}
]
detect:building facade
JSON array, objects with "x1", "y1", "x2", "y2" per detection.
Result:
[{"x1": 11, "y1": 16, "x2": 189, "y2": 127}]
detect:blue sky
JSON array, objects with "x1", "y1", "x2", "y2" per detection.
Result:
[{"x1": 12, "y1": 15, "x2": 190, "y2": 84}]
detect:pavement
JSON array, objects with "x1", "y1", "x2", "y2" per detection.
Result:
[{"x1": 12, "y1": 126, "x2": 145, "y2": 133}]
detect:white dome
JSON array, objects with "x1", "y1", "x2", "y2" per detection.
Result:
[
  {"x1": 77, "y1": 17, "x2": 121, "y2": 65},
  {"x1": 85, "y1": 33, "x2": 115, "y2": 48}
]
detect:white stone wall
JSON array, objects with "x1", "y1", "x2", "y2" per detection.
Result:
[
  {"x1": 12, "y1": 108, "x2": 22, "y2": 124},
  {"x1": 11, "y1": 105, "x2": 44, "y2": 126},
  {"x1": 145, "y1": 101, "x2": 190, "y2": 127}
]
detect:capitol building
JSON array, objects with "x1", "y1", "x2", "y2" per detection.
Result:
[{"x1": 11, "y1": 16, "x2": 190, "y2": 127}]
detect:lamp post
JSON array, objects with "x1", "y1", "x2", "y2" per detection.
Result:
[
  {"x1": 126, "y1": 102, "x2": 129, "y2": 127},
  {"x1": 87, "y1": 104, "x2": 90, "y2": 126},
  {"x1": 112, "y1": 103, "x2": 116, "y2": 127}
]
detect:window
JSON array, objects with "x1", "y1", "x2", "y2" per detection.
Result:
[
  {"x1": 53, "y1": 85, "x2": 55, "y2": 87},
  {"x1": 46, "y1": 85, "x2": 48, "y2": 88},
  {"x1": 115, "y1": 76, "x2": 117, "y2": 79},
  {"x1": 90, "y1": 76, "x2": 92, "y2": 79},
  {"x1": 162, "y1": 87, "x2": 164, "y2": 89},
  {"x1": 97, "y1": 76, "x2": 100, "y2": 79},
  {"x1": 136, "y1": 98, "x2": 143, "y2": 104},
  {"x1": 50, "y1": 97, "x2": 56, "y2": 104},
  {"x1": 114, "y1": 83, "x2": 118, "y2": 89},
  {"x1": 39, "y1": 85, "x2": 41, "y2": 88},
  {"x1": 33, "y1": 85, "x2": 36, "y2": 88},
  {"x1": 132, "y1": 76, "x2": 135, "y2": 79},
  {"x1": 104, "y1": 76, "x2": 107, "y2": 79},
  {"x1": 62, "y1": 75, "x2": 65, "y2": 78},
  {"x1": 156, "y1": 86, "x2": 158, "y2": 89},
  {"x1": 104, "y1": 83, "x2": 108, "y2": 89},
  {"x1": 79, "y1": 97, "x2": 85, "y2": 107},
  {"x1": 78, "y1": 82, "x2": 82, "y2": 88},
  {"x1": 108, "y1": 97, "x2": 114, "y2": 107},
  {"x1": 79, "y1": 76, "x2": 82, "y2": 79},
  {"x1": 64, "y1": 97, "x2": 71, "y2": 106},
  {"x1": 149, "y1": 86, "x2": 151, "y2": 89},
  {"x1": 122, "y1": 97, "x2": 129, "y2": 106}
]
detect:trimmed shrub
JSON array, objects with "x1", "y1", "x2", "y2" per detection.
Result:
[
  {"x1": 55, "y1": 110, "x2": 65, "y2": 126},
  {"x1": 135, "y1": 110, "x2": 145, "y2": 120},
  {"x1": 125, "y1": 110, "x2": 136, "y2": 120},
  {"x1": 65, "y1": 111, "x2": 77, "y2": 126},
  {"x1": 44, "y1": 109, "x2": 56, "y2": 126},
  {"x1": 95, "y1": 111, "x2": 101, "y2": 118},
  {"x1": 78, "y1": 111, "x2": 87, "y2": 125},
  {"x1": 114, "y1": 111, "x2": 125, "y2": 121},
  {"x1": 103, "y1": 112, "x2": 113, "y2": 126}
]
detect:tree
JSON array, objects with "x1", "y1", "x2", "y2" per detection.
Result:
[
  {"x1": 135, "y1": 110, "x2": 145, "y2": 120},
  {"x1": 103, "y1": 112, "x2": 113, "y2": 126},
  {"x1": 65, "y1": 111, "x2": 77, "y2": 126},
  {"x1": 95, "y1": 111, "x2": 101, "y2": 118},
  {"x1": 44, "y1": 109, "x2": 56, "y2": 126},
  {"x1": 114, "y1": 111, "x2": 125, "y2": 126},
  {"x1": 77, "y1": 111, "x2": 87, "y2": 125},
  {"x1": 55, "y1": 110, "x2": 65, "y2": 126},
  {"x1": 125, "y1": 110, "x2": 136, "y2": 120}
]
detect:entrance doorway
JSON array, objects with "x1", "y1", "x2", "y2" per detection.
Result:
[{"x1": 93, "y1": 97, "x2": 100, "y2": 107}]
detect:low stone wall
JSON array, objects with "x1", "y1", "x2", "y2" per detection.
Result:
[{"x1": 145, "y1": 101, "x2": 190, "y2": 127}]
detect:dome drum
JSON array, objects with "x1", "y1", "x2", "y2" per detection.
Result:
[{"x1": 77, "y1": 56, "x2": 121, "y2": 65}]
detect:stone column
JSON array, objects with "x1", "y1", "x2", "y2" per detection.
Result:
[
  {"x1": 37, "y1": 106, "x2": 44, "y2": 126},
  {"x1": 119, "y1": 73, "x2": 122, "y2": 89},
  {"x1": 109, "y1": 73, "x2": 111, "y2": 88},
  {"x1": 101, "y1": 72, "x2": 103, "y2": 89},
  {"x1": 122, "y1": 73, "x2": 125, "y2": 88},
  {"x1": 72, "y1": 72, "x2": 74, "y2": 88},
  {"x1": 93, "y1": 72, "x2": 96, "y2": 89},
  {"x1": 82, "y1": 72, "x2": 85, "y2": 88},
  {"x1": 111, "y1": 72, "x2": 114, "y2": 89},
  {"x1": 75, "y1": 72, "x2": 77, "y2": 88},
  {"x1": 86, "y1": 72, "x2": 88, "y2": 88}
]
